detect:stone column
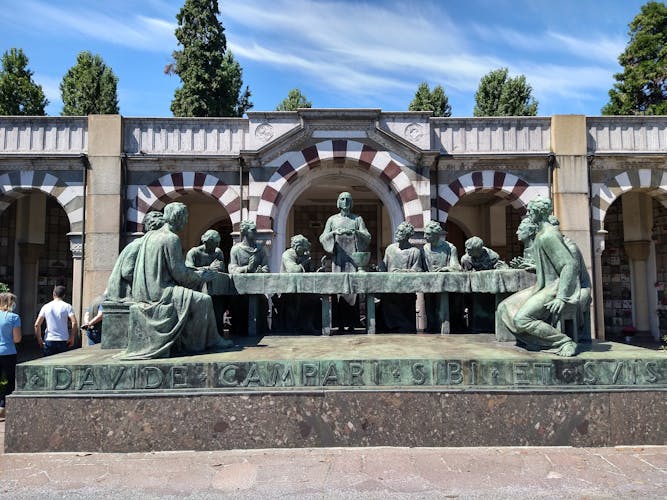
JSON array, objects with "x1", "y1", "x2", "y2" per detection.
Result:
[
  {"x1": 592, "y1": 230, "x2": 607, "y2": 339},
  {"x1": 550, "y1": 115, "x2": 596, "y2": 336},
  {"x1": 489, "y1": 204, "x2": 507, "y2": 257},
  {"x1": 622, "y1": 191, "x2": 655, "y2": 335},
  {"x1": 624, "y1": 240, "x2": 652, "y2": 331},
  {"x1": 415, "y1": 293, "x2": 426, "y2": 332},
  {"x1": 13, "y1": 195, "x2": 46, "y2": 337},
  {"x1": 17, "y1": 242, "x2": 43, "y2": 338},
  {"x1": 67, "y1": 232, "x2": 83, "y2": 326},
  {"x1": 83, "y1": 115, "x2": 123, "y2": 311}
]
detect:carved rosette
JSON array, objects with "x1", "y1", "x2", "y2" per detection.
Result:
[
  {"x1": 255, "y1": 123, "x2": 274, "y2": 143},
  {"x1": 404, "y1": 123, "x2": 424, "y2": 142}
]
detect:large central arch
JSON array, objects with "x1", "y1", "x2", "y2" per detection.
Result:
[
  {"x1": 255, "y1": 140, "x2": 427, "y2": 232},
  {"x1": 269, "y1": 166, "x2": 406, "y2": 272}
]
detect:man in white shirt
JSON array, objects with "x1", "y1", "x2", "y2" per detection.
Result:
[{"x1": 34, "y1": 285, "x2": 78, "y2": 357}]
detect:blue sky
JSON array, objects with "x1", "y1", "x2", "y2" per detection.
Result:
[{"x1": 0, "y1": 0, "x2": 651, "y2": 117}]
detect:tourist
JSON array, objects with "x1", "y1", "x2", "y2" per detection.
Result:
[
  {"x1": 0, "y1": 292, "x2": 21, "y2": 419},
  {"x1": 81, "y1": 294, "x2": 105, "y2": 345},
  {"x1": 34, "y1": 285, "x2": 78, "y2": 357}
]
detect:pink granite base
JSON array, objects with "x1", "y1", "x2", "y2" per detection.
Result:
[{"x1": 5, "y1": 389, "x2": 667, "y2": 452}]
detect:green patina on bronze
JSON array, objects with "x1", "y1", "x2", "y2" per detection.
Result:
[
  {"x1": 99, "y1": 194, "x2": 593, "y2": 360},
  {"x1": 15, "y1": 335, "x2": 667, "y2": 392},
  {"x1": 117, "y1": 203, "x2": 230, "y2": 360},
  {"x1": 497, "y1": 198, "x2": 590, "y2": 357}
]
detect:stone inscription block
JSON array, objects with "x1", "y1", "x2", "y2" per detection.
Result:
[{"x1": 14, "y1": 358, "x2": 667, "y2": 393}]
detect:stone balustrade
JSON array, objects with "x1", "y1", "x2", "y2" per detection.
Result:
[
  {"x1": 3, "y1": 115, "x2": 667, "y2": 158},
  {"x1": 123, "y1": 117, "x2": 249, "y2": 156},
  {"x1": 431, "y1": 117, "x2": 551, "y2": 155},
  {"x1": 587, "y1": 116, "x2": 667, "y2": 154},
  {"x1": 0, "y1": 116, "x2": 87, "y2": 154}
]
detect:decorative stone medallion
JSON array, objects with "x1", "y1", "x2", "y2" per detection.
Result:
[
  {"x1": 405, "y1": 123, "x2": 424, "y2": 142},
  {"x1": 255, "y1": 123, "x2": 274, "y2": 142}
]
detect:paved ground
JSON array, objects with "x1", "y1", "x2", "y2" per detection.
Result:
[
  {"x1": 2, "y1": 417, "x2": 667, "y2": 499},
  {"x1": 3, "y1": 335, "x2": 665, "y2": 498}
]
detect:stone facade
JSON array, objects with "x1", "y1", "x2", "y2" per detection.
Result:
[{"x1": 1, "y1": 111, "x2": 666, "y2": 341}]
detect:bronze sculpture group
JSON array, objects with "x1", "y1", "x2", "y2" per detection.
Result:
[{"x1": 106, "y1": 193, "x2": 588, "y2": 359}]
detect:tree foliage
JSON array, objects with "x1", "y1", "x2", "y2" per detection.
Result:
[
  {"x1": 275, "y1": 88, "x2": 312, "y2": 111},
  {"x1": 408, "y1": 81, "x2": 451, "y2": 117},
  {"x1": 473, "y1": 68, "x2": 538, "y2": 116},
  {"x1": 0, "y1": 48, "x2": 48, "y2": 115},
  {"x1": 602, "y1": 1, "x2": 667, "y2": 115},
  {"x1": 60, "y1": 51, "x2": 119, "y2": 115},
  {"x1": 169, "y1": 0, "x2": 252, "y2": 117}
]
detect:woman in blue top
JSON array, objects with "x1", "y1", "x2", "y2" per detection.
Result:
[{"x1": 0, "y1": 292, "x2": 22, "y2": 418}]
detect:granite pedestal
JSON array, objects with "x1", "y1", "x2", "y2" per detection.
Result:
[{"x1": 5, "y1": 335, "x2": 667, "y2": 452}]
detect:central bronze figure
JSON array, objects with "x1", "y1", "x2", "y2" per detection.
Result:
[{"x1": 319, "y1": 192, "x2": 372, "y2": 331}]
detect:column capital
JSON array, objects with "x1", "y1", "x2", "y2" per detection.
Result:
[
  {"x1": 67, "y1": 232, "x2": 83, "y2": 260},
  {"x1": 624, "y1": 240, "x2": 651, "y2": 261},
  {"x1": 593, "y1": 229, "x2": 608, "y2": 255},
  {"x1": 17, "y1": 242, "x2": 44, "y2": 261}
]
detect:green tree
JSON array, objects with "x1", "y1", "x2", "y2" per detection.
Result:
[
  {"x1": 473, "y1": 68, "x2": 538, "y2": 116},
  {"x1": 275, "y1": 88, "x2": 312, "y2": 111},
  {"x1": 169, "y1": 0, "x2": 252, "y2": 117},
  {"x1": 60, "y1": 51, "x2": 119, "y2": 115},
  {"x1": 0, "y1": 48, "x2": 48, "y2": 115},
  {"x1": 408, "y1": 81, "x2": 451, "y2": 116},
  {"x1": 602, "y1": 1, "x2": 667, "y2": 115}
]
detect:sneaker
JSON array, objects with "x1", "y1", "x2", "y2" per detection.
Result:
[{"x1": 0, "y1": 407, "x2": 5, "y2": 419}]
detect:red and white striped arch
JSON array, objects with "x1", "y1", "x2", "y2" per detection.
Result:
[
  {"x1": 433, "y1": 170, "x2": 548, "y2": 222},
  {"x1": 591, "y1": 168, "x2": 667, "y2": 231},
  {"x1": 0, "y1": 170, "x2": 83, "y2": 232},
  {"x1": 255, "y1": 140, "x2": 427, "y2": 230},
  {"x1": 127, "y1": 172, "x2": 241, "y2": 232}
]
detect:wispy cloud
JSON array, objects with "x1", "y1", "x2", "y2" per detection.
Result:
[
  {"x1": 230, "y1": 40, "x2": 414, "y2": 97},
  {"x1": 4, "y1": 0, "x2": 175, "y2": 52},
  {"x1": 1, "y1": 0, "x2": 634, "y2": 115},
  {"x1": 224, "y1": 0, "x2": 625, "y2": 112},
  {"x1": 224, "y1": 0, "x2": 497, "y2": 97},
  {"x1": 471, "y1": 23, "x2": 624, "y2": 65},
  {"x1": 546, "y1": 32, "x2": 624, "y2": 65}
]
